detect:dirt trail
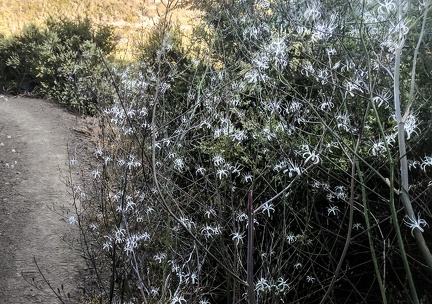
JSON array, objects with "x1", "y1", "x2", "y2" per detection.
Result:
[{"x1": 0, "y1": 96, "x2": 83, "y2": 303}]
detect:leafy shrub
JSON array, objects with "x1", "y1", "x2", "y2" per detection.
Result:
[
  {"x1": 45, "y1": 16, "x2": 117, "y2": 55},
  {"x1": 67, "y1": 0, "x2": 432, "y2": 303},
  {"x1": 0, "y1": 16, "x2": 116, "y2": 114},
  {"x1": 0, "y1": 24, "x2": 46, "y2": 92}
]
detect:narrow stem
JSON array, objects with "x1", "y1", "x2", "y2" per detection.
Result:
[
  {"x1": 356, "y1": 162, "x2": 387, "y2": 303},
  {"x1": 247, "y1": 190, "x2": 255, "y2": 304},
  {"x1": 319, "y1": 134, "x2": 359, "y2": 304}
]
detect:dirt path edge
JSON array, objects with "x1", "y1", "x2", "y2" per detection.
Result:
[{"x1": 0, "y1": 96, "x2": 85, "y2": 304}]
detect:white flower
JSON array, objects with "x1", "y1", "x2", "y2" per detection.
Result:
[
  {"x1": 326, "y1": 47, "x2": 337, "y2": 56},
  {"x1": 231, "y1": 231, "x2": 245, "y2": 245},
  {"x1": 385, "y1": 133, "x2": 397, "y2": 145},
  {"x1": 283, "y1": 158, "x2": 302, "y2": 177},
  {"x1": 306, "y1": 275, "x2": 316, "y2": 283},
  {"x1": 91, "y1": 169, "x2": 101, "y2": 179},
  {"x1": 244, "y1": 69, "x2": 268, "y2": 84},
  {"x1": 213, "y1": 154, "x2": 225, "y2": 166},
  {"x1": 301, "y1": 63, "x2": 315, "y2": 77},
  {"x1": 94, "y1": 147, "x2": 103, "y2": 157},
  {"x1": 126, "y1": 108, "x2": 136, "y2": 118},
  {"x1": 243, "y1": 25, "x2": 259, "y2": 39},
  {"x1": 139, "y1": 107, "x2": 148, "y2": 117},
  {"x1": 236, "y1": 212, "x2": 248, "y2": 222},
  {"x1": 171, "y1": 295, "x2": 186, "y2": 304},
  {"x1": 124, "y1": 237, "x2": 138, "y2": 254},
  {"x1": 369, "y1": 139, "x2": 386, "y2": 156},
  {"x1": 173, "y1": 158, "x2": 185, "y2": 171},
  {"x1": 216, "y1": 168, "x2": 229, "y2": 180},
  {"x1": 73, "y1": 185, "x2": 86, "y2": 198},
  {"x1": 257, "y1": 0, "x2": 270, "y2": 9},
  {"x1": 336, "y1": 113, "x2": 351, "y2": 131},
  {"x1": 68, "y1": 216, "x2": 78, "y2": 225},
  {"x1": 252, "y1": 54, "x2": 269, "y2": 70},
  {"x1": 334, "y1": 185, "x2": 347, "y2": 200},
  {"x1": 179, "y1": 217, "x2": 196, "y2": 230},
  {"x1": 204, "y1": 208, "x2": 216, "y2": 218},
  {"x1": 261, "y1": 202, "x2": 275, "y2": 217},
  {"x1": 196, "y1": 166, "x2": 206, "y2": 176},
  {"x1": 243, "y1": 173, "x2": 253, "y2": 183},
  {"x1": 262, "y1": 127, "x2": 276, "y2": 140},
  {"x1": 230, "y1": 129, "x2": 248, "y2": 143},
  {"x1": 316, "y1": 69, "x2": 329, "y2": 85},
  {"x1": 276, "y1": 277, "x2": 290, "y2": 294},
  {"x1": 403, "y1": 113, "x2": 421, "y2": 140},
  {"x1": 160, "y1": 82, "x2": 171, "y2": 94},
  {"x1": 70, "y1": 156, "x2": 78, "y2": 166},
  {"x1": 312, "y1": 20, "x2": 336, "y2": 42},
  {"x1": 114, "y1": 228, "x2": 126, "y2": 243},
  {"x1": 421, "y1": 156, "x2": 432, "y2": 171},
  {"x1": 265, "y1": 99, "x2": 282, "y2": 113},
  {"x1": 377, "y1": 0, "x2": 396, "y2": 15},
  {"x1": 404, "y1": 213, "x2": 429, "y2": 236},
  {"x1": 286, "y1": 233, "x2": 297, "y2": 244},
  {"x1": 213, "y1": 127, "x2": 223, "y2": 138},
  {"x1": 255, "y1": 277, "x2": 271, "y2": 293},
  {"x1": 353, "y1": 223, "x2": 364, "y2": 230},
  {"x1": 126, "y1": 155, "x2": 141, "y2": 169},
  {"x1": 293, "y1": 262, "x2": 303, "y2": 269},
  {"x1": 189, "y1": 272, "x2": 198, "y2": 285},
  {"x1": 302, "y1": 146, "x2": 321, "y2": 165},
  {"x1": 103, "y1": 237, "x2": 113, "y2": 251},
  {"x1": 319, "y1": 97, "x2": 334, "y2": 111},
  {"x1": 327, "y1": 205, "x2": 340, "y2": 216},
  {"x1": 103, "y1": 155, "x2": 112, "y2": 165},
  {"x1": 125, "y1": 198, "x2": 136, "y2": 211},
  {"x1": 201, "y1": 225, "x2": 222, "y2": 238},
  {"x1": 154, "y1": 252, "x2": 167, "y2": 263},
  {"x1": 372, "y1": 90, "x2": 391, "y2": 108},
  {"x1": 230, "y1": 164, "x2": 242, "y2": 177},
  {"x1": 304, "y1": 1, "x2": 321, "y2": 21},
  {"x1": 123, "y1": 127, "x2": 133, "y2": 135},
  {"x1": 267, "y1": 35, "x2": 288, "y2": 68}
]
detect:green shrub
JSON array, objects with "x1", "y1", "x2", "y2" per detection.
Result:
[
  {"x1": 0, "y1": 16, "x2": 117, "y2": 114},
  {"x1": 0, "y1": 24, "x2": 45, "y2": 92}
]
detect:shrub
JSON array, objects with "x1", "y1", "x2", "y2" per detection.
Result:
[
  {"x1": 0, "y1": 16, "x2": 116, "y2": 114},
  {"x1": 68, "y1": 0, "x2": 432, "y2": 303}
]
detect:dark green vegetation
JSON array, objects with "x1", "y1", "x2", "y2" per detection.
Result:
[
  {"x1": 3, "y1": 0, "x2": 432, "y2": 303},
  {"x1": 0, "y1": 17, "x2": 116, "y2": 114}
]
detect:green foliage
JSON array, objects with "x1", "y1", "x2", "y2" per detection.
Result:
[
  {"x1": 45, "y1": 16, "x2": 116, "y2": 54},
  {"x1": 0, "y1": 16, "x2": 116, "y2": 114},
  {"x1": 0, "y1": 24, "x2": 45, "y2": 92}
]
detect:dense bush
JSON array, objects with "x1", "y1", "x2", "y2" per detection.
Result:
[
  {"x1": 0, "y1": 17, "x2": 116, "y2": 114},
  {"x1": 64, "y1": 0, "x2": 432, "y2": 303}
]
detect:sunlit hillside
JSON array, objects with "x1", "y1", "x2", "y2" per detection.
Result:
[{"x1": 0, "y1": 0, "x2": 197, "y2": 58}]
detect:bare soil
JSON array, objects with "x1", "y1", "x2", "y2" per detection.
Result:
[{"x1": 0, "y1": 96, "x2": 86, "y2": 303}]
